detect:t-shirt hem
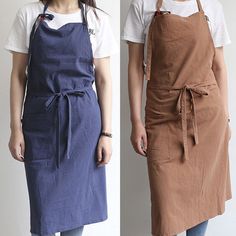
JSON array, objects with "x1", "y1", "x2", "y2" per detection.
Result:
[
  {"x1": 121, "y1": 35, "x2": 145, "y2": 44},
  {"x1": 4, "y1": 44, "x2": 28, "y2": 54},
  {"x1": 93, "y1": 49, "x2": 119, "y2": 59},
  {"x1": 214, "y1": 39, "x2": 232, "y2": 48}
]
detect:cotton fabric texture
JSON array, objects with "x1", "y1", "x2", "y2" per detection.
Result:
[
  {"x1": 123, "y1": 0, "x2": 232, "y2": 235},
  {"x1": 6, "y1": 2, "x2": 108, "y2": 235},
  {"x1": 144, "y1": 0, "x2": 232, "y2": 235},
  {"x1": 4, "y1": 1, "x2": 118, "y2": 58}
]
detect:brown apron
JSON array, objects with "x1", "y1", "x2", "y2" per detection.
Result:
[{"x1": 145, "y1": 0, "x2": 232, "y2": 235}]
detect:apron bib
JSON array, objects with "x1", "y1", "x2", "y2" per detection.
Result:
[
  {"x1": 145, "y1": 0, "x2": 231, "y2": 235},
  {"x1": 21, "y1": 2, "x2": 107, "y2": 235}
]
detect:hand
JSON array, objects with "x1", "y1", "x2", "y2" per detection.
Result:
[
  {"x1": 130, "y1": 121, "x2": 147, "y2": 157},
  {"x1": 97, "y1": 135, "x2": 112, "y2": 167},
  {"x1": 8, "y1": 129, "x2": 25, "y2": 162}
]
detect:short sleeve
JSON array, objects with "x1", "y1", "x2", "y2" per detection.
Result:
[
  {"x1": 121, "y1": 0, "x2": 145, "y2": 43},
  {"x1": 93, "y1": 13, "x2": 118, "y2": 59},
  {"x1": 211, "y1": 3, "x2": 231, "y2": 48},
  {"x1": 4, "y1": 8, "x2": 28, "y2": 54}
]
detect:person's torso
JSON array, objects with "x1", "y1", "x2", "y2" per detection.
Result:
[
  {"x1": 140, "y1": 0, "x2": 222, "y2": 63},
  {"x1": 26, "y1": 2, "x2": 94, "y2": 95},
  {"x1": 20, "y1": 1, "x2": 103, "y2": 57}
]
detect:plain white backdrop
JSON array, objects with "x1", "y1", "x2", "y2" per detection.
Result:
[
  {"x1": 120, "y1": 0, "x2": 236, "y2": 236},
  {"x1": 0, "y1": 1, "x2": 120, "y2": 236}
]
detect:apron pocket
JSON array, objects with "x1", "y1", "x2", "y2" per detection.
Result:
[
  {"x1": 22, "y1": 114, "x2": 55, "y2": 162},
  {"x1": 146, "y1": 123, "x2": 171, "y2": 164}
]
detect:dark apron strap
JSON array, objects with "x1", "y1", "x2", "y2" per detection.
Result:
[
  {"x1": 43, "y1": 0, "x2": 49, "y2": 13},
  {"x1": 79, "y1": 1, "x2": 88, "y2": 25}
]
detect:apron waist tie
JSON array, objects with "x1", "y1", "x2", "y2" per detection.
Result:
[
  {"x1": 42, "y1": 88, "x2": 90, "y2": 168},
  {"x1": 176, "y1": 85, "x2": 209, "y2": 160}
]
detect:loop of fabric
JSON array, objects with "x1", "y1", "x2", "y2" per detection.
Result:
[{"x1": 176, "y1": 85, "x2": 209, "y2": 160}]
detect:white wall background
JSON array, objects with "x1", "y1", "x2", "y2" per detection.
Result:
[
  {"x1": 0, "y1": 1, "x2": 120, "y2": 236},
  {"x1": 120, "y1": 0, "x2": 236, "y2": 236}
]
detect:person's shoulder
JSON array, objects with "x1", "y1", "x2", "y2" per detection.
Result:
[
  {"x1": 86, "y1": 5, "x2": 110, "y2": 28},
  {"x1": 202, "y1": 0, "x2": 223, "y2": 12},
  {"x1": 16, "y1": 1, "x2": 42, "y2": 19}
]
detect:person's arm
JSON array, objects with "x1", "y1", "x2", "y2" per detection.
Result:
[
  {"x1": 212, "y1": 47, "x2": 229, "y2": 118},
  {"x1": 128, "y1": 42, "x2": 147, "y2": 156},
  {"x1": 8, "y1": 52, "x2": 28, "y2": 162},
  {"x1": 94, "y1": 57, "x2": 112, "y2": 166}
]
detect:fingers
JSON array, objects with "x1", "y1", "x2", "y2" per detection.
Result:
[
  {"x1": 142, "y1": 134, "x2": 148, "y2": 154},
  {"x1": 97, "y1": 147, "x2": 112, "y2": 167},
  {"x1": 131, "y1": 135, "x2": 147, "y2": 157},
  {"x1": 97, "y1": 145, "x2": 103, "y2": 163},
  {"x1": 21, "y1": 141, "x2": 25, "y2": 157},
  {"x1": 9, "y1": 144, "x2": 24, "y2": 162}
]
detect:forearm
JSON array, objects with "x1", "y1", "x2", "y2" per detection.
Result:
[
  {"x1": 128, "y1": 64, "x2": 144, "y2": 124},
  {"x1": 96, "y1": 72, "x2": 112, "y2": 133},
  {"x1": 10, "y1": 71, "x2": 27, "y2": 131}
]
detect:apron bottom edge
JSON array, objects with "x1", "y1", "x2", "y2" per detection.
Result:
[
  {"x1": 151, "y1": 196, "x2": 232, "y2": 236},
  {"x1": 30, "y1": 215, "x2": 108, "y2": 235}
]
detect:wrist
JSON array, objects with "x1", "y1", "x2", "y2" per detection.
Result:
[
  {"x1": 131, "y1": 119, "x2": 143, "y2": 127},
  {"x1": 10, "y1": 123, "x2": 22, "y2": 132},
  {"x1": 10, "y1": 127, "x2": 22, "y2": 134},
  {"x1": 100, "y1": 131, "x2": 112, "y2": 138}
]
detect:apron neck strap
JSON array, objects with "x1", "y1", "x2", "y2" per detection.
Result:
[
  {"x1": 43, "y1": 1, "x2": 49, "y2": 14},
  {"x1": 196, "y1": 0, "x2": 203, "y2": 12},
  {"x1": 156, "y1": 0, "x2": 203, "y2": 12},
  {"x1": 79, "y1": 1, "x2": 88, "y2": 25},
  {"x1": 156, "y1": 0, "x2": 163, "y2": 11}
]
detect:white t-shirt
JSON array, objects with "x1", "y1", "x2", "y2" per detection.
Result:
[
  {"x1": 122, "y1": 0, "x2": 231, "y2": 62},
  {"x1": 5, "y1": 1, "x2": 118, "y2": 58}
]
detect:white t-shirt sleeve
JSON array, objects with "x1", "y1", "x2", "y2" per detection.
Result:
[
  {"x1": 121, "y1": 0, "x2": 145, "y2": 43},
  {"x1": 93, "y1": 13, "x2": 118, "y2": 58},
  {"x1": 210, "y1": 2, "x2": 231, "y2": 48},
  {"x1": 4, "y1": 7, "x2": 28, "y2": 54},
  {"x1": 92, "y1": 12, "x2": 118, "y2": 58}
]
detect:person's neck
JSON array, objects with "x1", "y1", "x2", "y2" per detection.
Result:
[{"x1": 49, "y1": 0, "x2": 80, "y2": 13}]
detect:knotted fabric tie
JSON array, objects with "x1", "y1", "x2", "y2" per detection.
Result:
[
  {"x1": 43, "y1": 89, "x2": 88, "y2": 168},
  {"x1": 175, "y1": 85, "x2": 209, "y2": 160}
]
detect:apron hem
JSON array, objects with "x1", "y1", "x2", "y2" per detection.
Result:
[
  {"x1": 151, "y1": 196, "x2": 232, "y2": 236},
  {"x1": 30, "y1": 215, "x2": 108, "y2": 235}
]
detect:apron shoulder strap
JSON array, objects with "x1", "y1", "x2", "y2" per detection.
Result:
[
  {"x1": 79, "y1": 2, "x2": 88, "y2": 25},
  {"x1": 156, "y1": 0, "x2": 163, "y2": 11},
  {"x1": 196, "y1": 0, "x2": 203, "y2": 12},
  {"x1": 43, "y1": 1, "x2": 49, "y2": 14}
]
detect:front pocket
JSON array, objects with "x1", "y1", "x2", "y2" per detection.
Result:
[
  {"x1": 146, "y1": 123, "x2": 171, "y2": 164},
  {"x1": 22, "y1": 113, "x2": 55, "y2": 162}
]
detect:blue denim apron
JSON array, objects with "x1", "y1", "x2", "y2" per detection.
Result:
[{"x1": 21, "y1": 2, "x2": 107, "y2": 235}]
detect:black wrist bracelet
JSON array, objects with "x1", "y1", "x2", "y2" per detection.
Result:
[{"x1": 101, "y1": 132, "x2": 112, "y2": 138}]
